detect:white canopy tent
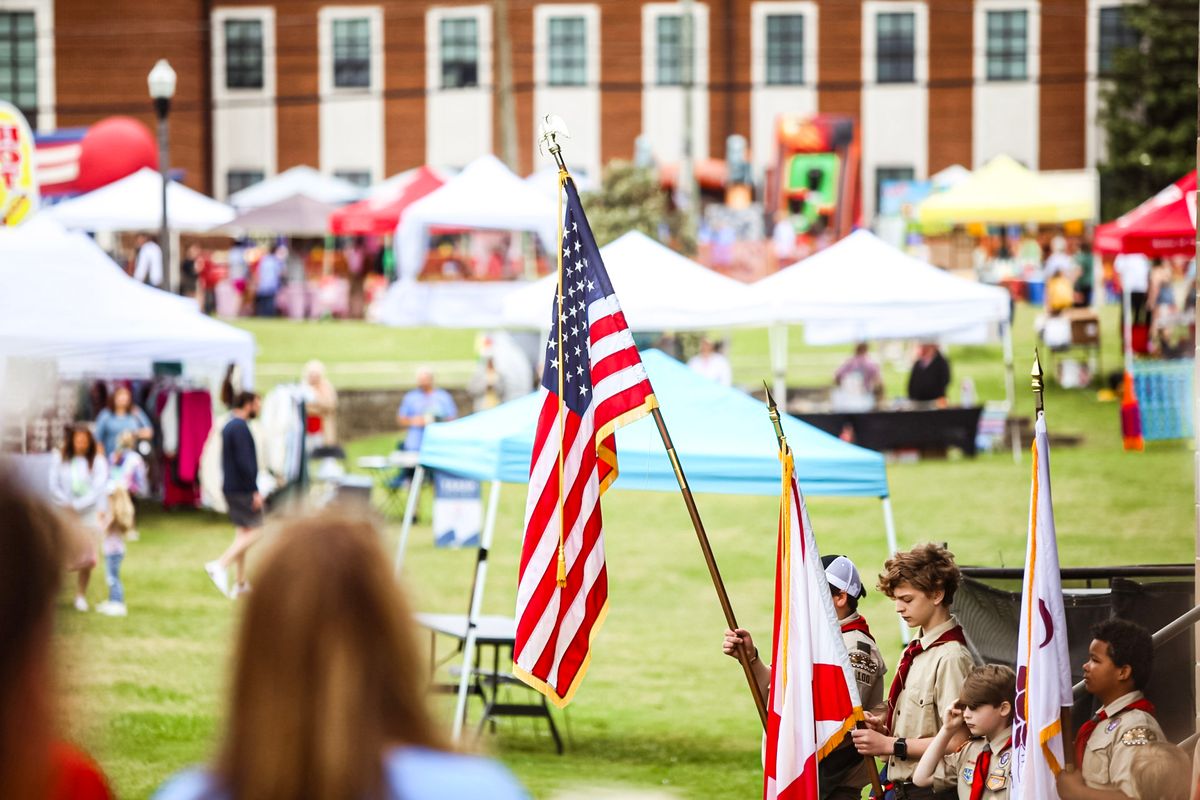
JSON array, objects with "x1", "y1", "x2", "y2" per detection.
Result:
[
  {"x1": 0, "y1": 216, "x2": 255, "y2": 382},
  {"x1": 228, "y1": 165, "x2": 364, "y2": 210},
  {"x1": 746, "y1": 230, "x2": 1018, "y2": 456},
  {"x1": 395, "y1": 154, "x2": 559, "y2": 280},
  {"x1": 46, "y1": 167, "x2": 236, "y2": 231},
  {"x1": 502, "y1": 230, "x2": 755, "y2": 331}
]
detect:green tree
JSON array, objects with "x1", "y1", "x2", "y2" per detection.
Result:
[
  {"x1": 579, "y1": 160, "x2": 694, "y2": 253},
  {"x1": 1098, "y1": 0, "x2": 1198, "y2": 221}
]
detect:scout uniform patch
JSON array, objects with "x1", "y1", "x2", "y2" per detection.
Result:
[
  {"x1": 961, "y1": 767, "x2": 974, "y2": 784},
  {"x1": 986, "y1": 770, "x2": 1007, "y2": 791},
  {"x1": 1106, "y1": 719, "x2": 1120, "y2": 733},
  {"x1": 998, "y1": 751, "x2": 1010, "y2": 767},
  {"x1": 1120, "y1": 727, "x2": 1156, "y2": 747}
]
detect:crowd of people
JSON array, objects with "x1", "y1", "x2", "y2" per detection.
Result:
[{"x1": 722, "y1": 544, "x2": 1190, "y2": 800}]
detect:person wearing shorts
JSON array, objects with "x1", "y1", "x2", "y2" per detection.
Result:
[{"x1": 205, "y1": 392, "x2": 262, "y2": 599}]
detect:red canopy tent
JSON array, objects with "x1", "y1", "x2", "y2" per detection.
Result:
[
  {"x1": 1095, "y1": 171, "x2": 1197, "y2": 257},
  {"x1": 328, "y1": 166, "x2": 444, "y2": 236}
]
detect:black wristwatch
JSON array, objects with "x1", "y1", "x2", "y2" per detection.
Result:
[{"x1": 893, "y1": 737, "x2": 908, "y2": 761}]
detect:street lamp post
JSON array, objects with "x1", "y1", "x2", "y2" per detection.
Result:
[{"x1": 147, "y1": 59, "x2": 177, "y2": 293}]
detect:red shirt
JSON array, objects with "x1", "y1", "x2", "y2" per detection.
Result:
[{"x1": 51, "y1": 742, "x2": 113, "y2": 800}]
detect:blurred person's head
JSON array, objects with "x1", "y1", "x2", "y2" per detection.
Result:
[
  {"x1": 0, "y1": 470, "x2": 72, "y2": 797},
  {"x1": 232, "y1": 391, "x2": 260, "y2": 420},
  {"x1": 1130, "y1": 742, "x2": 1189, "y2": 800},
  {"x1": 698, "y1": 337, "x2": 714, "y2": 356},
  {"x1": 108, "y1": 385, "x2": 134, "y2": 414},
  {"x1": 115, "y1": 431, "x2": 136, "y2": 453},
  {"x1": 822, "y1": 554, "x2": 864, "y2": 616},
  {"x1": 917, "y1": 342, "x2": 939, "y2": 361},
  {"x1": 217, "y1": 509, "x2": 447, "y2": 800},
  {"x1": 854, "y1": 342, "x2": 869, "y2": 357},
  {"x1": 303, "y1": 359, "x2": 328, "y2": 387},
  {"x1": 416, "y1": 367, "x2": 435, "y2": 392},
  {"x1": 63, "y1": 423, "x2": 99, "y2": 465}
]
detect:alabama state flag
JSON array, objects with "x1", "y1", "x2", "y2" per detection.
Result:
[
  {"x1": 1011, "y1": 411, "x2": 1072, "y2": 798},
  {"x1": 765, "y1": 445, "x2": 864, "y2": 800}
]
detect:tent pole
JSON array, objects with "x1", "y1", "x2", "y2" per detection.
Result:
[
  {"x1": 881, "y1": 496, "x2": 909, "y2": 644},
  {"x1": 451, "y1": 479, "x2": 503, "y2": 741},
  {"x1": 1002, "y1": 321, "x2": 1020, "y2": 463},
  {"x1": 769, "y1": 323, "x2": 788, "y2": 410},
  {"x1": 650, "y1": 407, "x2": 769, "y2": 729},
  {"x1": 394, "y1": 464, "x2": 425, "y2": 576}
]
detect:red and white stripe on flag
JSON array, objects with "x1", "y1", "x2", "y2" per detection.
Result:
[
  {"x1": 1011, "y1": 412, "x2": 1073, "y2": 799},
  {"x1": 512, "y1": 177, "x2": 657, "y2": 707},
  {"x1": 765, "y1": 448, "x2": 864, "y2": 800}
]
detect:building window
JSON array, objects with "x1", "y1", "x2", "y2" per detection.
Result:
[
  {"x1": 440, "y1": 17, "x2": 479, "y2": 89},
  {"x1": 334, "y1": 169, "x2": 372, "y2": 188},
  {"x1": 875, "y1": 166, "x2": 915, "y2": 214},
  {"x1": 765, "y1": 14, "x2": 805, "y2": 86},
  {"x1": 1099, "y1": 6, "x2": 1137, "y2": 77},
  {"x1": 986, "y1": 10, "x2": 1027, "y2": 81},
  {"x1": 656, "y1": 15, "x2": 684, "y2": 86},
  {"x1": 0, "y1": 12, "x2": 37, "y2": 125},
  {"x1": 547, "y1": 16, "x2": 586, "y2": 87},
  {"x1": 227, "y1": 170, "x2": 264, "y2": 197},
  {"x1": 224, "y1": 19, "x2": 264, "y2": 89},
  {"x1": 333, "y1": 18, "x2": 371, "y2": 88},
  {"x1": 876, "y1": 12, "x2": 915, "y2": 84}
]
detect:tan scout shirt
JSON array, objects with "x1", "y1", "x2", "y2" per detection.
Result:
[
  {"x1": 837, "y1": 613, "x2": 889, "y2": 791},
  {"x1": 943, "y1": 729, "x2": 1013, "y2": 799},
  {"x1": 1080, "y1": 690, "x2": 1163, "y2": 798},
  {"x1": 886, "y1": 616, "x2": 976, "y2": 786}
]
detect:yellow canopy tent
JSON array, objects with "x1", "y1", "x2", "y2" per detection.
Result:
[{"x1": 917, "y1": 154, "x2": 1095, "y2": 225}]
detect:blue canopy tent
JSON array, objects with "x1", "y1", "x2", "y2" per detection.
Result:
[{"x1": 397, "y1": 351, "x2": 898, "y2": 738}]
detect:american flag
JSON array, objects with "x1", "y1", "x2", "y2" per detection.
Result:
[{"x1": 512, "y1": 177, "x2": 657, "y2": 707}]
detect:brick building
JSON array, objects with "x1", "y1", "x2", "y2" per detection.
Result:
[{"x1": 2, "y1": 0, "x2": 1134, "y2": 215}]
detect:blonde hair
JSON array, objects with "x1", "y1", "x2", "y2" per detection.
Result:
[
  {"x1": 108, "y1": 486, "x2": 135, "y2": 534},
  {"x1": 1131, "y1": 742, "x2": 1191, "y2": 800},
  {"x1": 217, "y1": 509, "x2": 448, "y2": 800}
]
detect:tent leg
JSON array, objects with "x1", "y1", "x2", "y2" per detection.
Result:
[
  {"x1": 769, "y1": 323, "x2": 788, "y2": 409},
  {"x1": 881, "y1": 497, "x2": 909, "y2": 644},
  {"x1": 394, "y1": 464, "x2": 425, "y2": 576},
  {"x1": 1002, "y1": 322, "x2": 1020, "y2": 463},
  {"x1": 452, "y1": 479, "x2": 503, "y2": 742}
]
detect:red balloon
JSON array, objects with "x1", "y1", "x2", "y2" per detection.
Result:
[{"x1": 73, "y1": 116, "x2": 157, "y2": 192}]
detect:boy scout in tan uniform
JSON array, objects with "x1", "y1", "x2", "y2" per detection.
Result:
[{"x1": 1057, "y1": 619, "x2": 1164, "y2": 800}]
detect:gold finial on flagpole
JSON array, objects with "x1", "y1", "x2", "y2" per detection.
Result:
[
  {"x1": 763, "y1": 381, "x2": 788, "y2": 452},
  {"x1": 1031, "y1": 349, "x2": 1045, "y2": 415}
]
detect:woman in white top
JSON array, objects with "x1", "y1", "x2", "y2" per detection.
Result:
[{"x1": 49, "y1": 424, "x2": 109, "y2": 612}]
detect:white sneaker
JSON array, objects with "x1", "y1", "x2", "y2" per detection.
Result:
[
  {"x1": 73, "y1": 595, "x2": 89, "y2": 612},
  {"x1": 97, "y1": 601, "x2": 127, "y2": 617},
  {"x1": 205, "y1": 561, "x2": 231, "y2": 598}
]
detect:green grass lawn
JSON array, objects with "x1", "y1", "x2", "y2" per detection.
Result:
[{"x1": 59, "y1": 304, "x2": 1192, "y2": 799}]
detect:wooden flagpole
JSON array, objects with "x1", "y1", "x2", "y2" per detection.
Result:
[
  {"x1": 538, "y1": 117, "x2": 768, "y2": 729},
  {"x1": 765, "y1": 385, "x2": 885, "y2": 799}
]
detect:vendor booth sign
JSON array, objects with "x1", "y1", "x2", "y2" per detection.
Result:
[
  {"x1": 0, "y1": 101, "x2": 39, "y2": 226},
  {"x1": 432, "y1": 471, "x2": 482, "y2": 547}
]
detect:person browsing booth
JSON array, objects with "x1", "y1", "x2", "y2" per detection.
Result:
[
  {"x1": 852, "y1": 543, "x2": 975, "y2": 799},
  {"x1": 1056, "y1": 619, "x2": 1164, "y2": 800},
  {"x1": 723, "y1": 554, "x2": 887, "y2": 799}
]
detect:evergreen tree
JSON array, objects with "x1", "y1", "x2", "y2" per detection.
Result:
[{"x1": 1098, "y1": 0, "x2": 1198, "y2": 221}]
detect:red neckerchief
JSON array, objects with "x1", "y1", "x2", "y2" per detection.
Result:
[
  {"x1": 1074, "y1": 697, "x2": 1156, "y2": 767},
  {"x1": 969, "y1": 736, "x2": 1012, "y2": 800},
  {"x1": 841, "y1": 614, "x2": 876, "y2": 643},
  {"x1": 884, "y1": 624, "x2": 967, "y2": 732}
]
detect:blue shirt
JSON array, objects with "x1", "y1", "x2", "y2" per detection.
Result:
[
  {"x1": 398, "y1": 388, "x2": 457, "y2": 451},
  {"x1": 153, "y1": 746, "x2": 529, "y2": 800},
  {"x1": 95, "y1": 407, "x2": 152, "y2": 456},
  {"x1": 256, "y1": 253, "x2": 283, "y2": 296}
]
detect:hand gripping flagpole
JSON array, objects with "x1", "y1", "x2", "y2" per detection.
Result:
[
  {"x1": 538, "y1": 116, "x2": 768, "y2": 729},
  {"x1": 765, "y1": 384, "x2": 885, "y2": 799},
  {"x1": 1031, "y1": 350, "x2": 1074, "y2": 767}
]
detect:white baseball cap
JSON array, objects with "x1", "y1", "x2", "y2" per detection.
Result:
[{"x1": 822, "y1": 554, "x2": 865, "y2": 599}]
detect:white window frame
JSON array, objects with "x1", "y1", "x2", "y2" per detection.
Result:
[
  {"x1": 751, "y1": 2, "x2": 817, "y2": 89},
  {"x1": 1085, "y1": 0, "x2": 1129, "y2": 167},
  {"x1": 213, "y1": 6, "x2": 276, "y2": 100},
  {"x1": 641, "y1": 2, "x2": 709, "y2": 93},
  {"x1": 862, "y1": 1, "x2": 928, "y2": 88},
  {"x1": 534, "y1": 4, "x2": 599, "y2": 89},
  {"x1": 974, "y1": 0, "x2": 1040, "y2": 85},
  {"x1": 319, "y1": 6, "x2": 383, "y2": 96},
  {"x1": 426, "y1": 5, "x2": 492, "y2": 94},
  {"x1": 0, "y1": 0, "x2": 55, "y2": 131}
]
